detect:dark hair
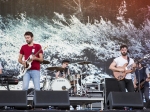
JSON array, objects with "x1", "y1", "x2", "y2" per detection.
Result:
[
  {"x1": 120, "y1": 45, "x2": 128, "y2": 50},
  {"x1": 141, "y1": 63, "x2": 145, "y2": 67},
  {"x1": 24, "y1": 31, "x2": 33, "y2": 37},
  {"x1": 62, "y1": 59, "x2": 70, "y2": 64}
]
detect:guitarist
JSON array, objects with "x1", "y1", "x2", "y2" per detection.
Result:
[
  {"x1": 109, "y1": 45, "x2": 136, "y2": 92},
  {"x1": 144, "y1": 64, "x2": 150, "y2": 103},
  {"x1": 134, "y1": 63, "x2": 149, "y2": 103},
  {"x1": 18, "y1": 31, "x2": 43, "y2": 90}
]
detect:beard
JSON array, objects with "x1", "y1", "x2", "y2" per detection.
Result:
[
  {"x1": 121, "y1": 52, "x2": 127, "y2": 56},
  {"x1": 26, "y1": 40, "x2": 32, "y2": 44}
]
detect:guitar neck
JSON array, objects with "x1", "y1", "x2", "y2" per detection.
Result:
[
  {"x1": 34, "y1": 48, "x2": 42, "y2": 56},
  {"x1": 26, "y1": 45, "x2": 47, "y2": 60},
  {"x1": 140, "y1": 80, "x2": 146, "y2": 85}
]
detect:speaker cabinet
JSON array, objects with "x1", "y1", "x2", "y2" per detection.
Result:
[
  {"x1": 106, "y1": 92, "x2": 143, "y2": 109},
  {"x1": 0, "y1": 90, "x2": 27, "y2": 106},
  {"x1": 34, "y1": 91, "x2": 70, "y2": 109},
  {"x1": 104, "y1": 78, "x2": 120, "y2": 105}
]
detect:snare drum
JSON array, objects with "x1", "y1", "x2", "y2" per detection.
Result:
[{"x1": 51, "y1": 78, "x2": 71, "y2": 90}]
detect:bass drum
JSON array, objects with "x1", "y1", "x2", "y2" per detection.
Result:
[{"x1": 51, "y1": 78, "x2": 71, "y2": 91}]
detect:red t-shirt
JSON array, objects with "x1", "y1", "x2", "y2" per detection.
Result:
[{"x1": 20, "y1": 43, "x2": 43, "y2": 70}]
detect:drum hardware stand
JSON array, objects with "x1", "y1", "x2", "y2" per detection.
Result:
[
  {"x1": 41, "y1": 62, "x2": 51, "y2": 91},
  {"x1": 76, "y1": 75, "x2": 81, "y2": 96},
  {"x1": 77, "y1": 64, "x2": 89, "y2": 96},
  {"x1": 42, "y1": 73, "x2": 51, "y2": 91}
]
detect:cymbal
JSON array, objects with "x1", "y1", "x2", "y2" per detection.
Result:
[
  {"x1": 77, "y1": 61, "x2": 91, "y2": 65},
  {"x1": 46, "y1": 67, "x2": 65, "y2": 71},
  {"x1": 41, "y1": 60, "x2": 50, "y2": 64}
]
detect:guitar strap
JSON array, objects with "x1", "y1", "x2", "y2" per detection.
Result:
[
  {"x1": 127, "y1": 56, "x2": 130, "y2": 66},
  {"x1": 28, "y1": 45, "x2": 35, "y2": 60},
  {"x1": 32, "y1": 44, "x2": 35, "y2": 55}
]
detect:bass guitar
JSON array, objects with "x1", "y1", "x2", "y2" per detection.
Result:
[
  {"x1": 113, "y1": 53, "x2": 150, "y2": 80},
  {"x1": 17, "y1": 45, "x2": 48, "y2": 79},
  {"x1": 135, "y1": 79, "x2": 145, "y2": 92},
  {"x1": 135, "y1": 77, "x2": 150, "y2": 92}
]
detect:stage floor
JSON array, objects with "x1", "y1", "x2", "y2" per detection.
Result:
[{"x1": 0, "y1": 109, "x2": 149, "y2": 112}]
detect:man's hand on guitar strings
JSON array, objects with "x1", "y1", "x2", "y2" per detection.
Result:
[
  {"x1": 146, "y1": 77, "x2": 150, "y2": 82},
  {"x1": 31, "y1": 55, "x2": 38, "y2": 61},
  {"x1": 132, "y1": 63, "x2": 137, "y2": 68},
  {"x1": 22, "y1": 61, "x2": 26, "y2": 67}
]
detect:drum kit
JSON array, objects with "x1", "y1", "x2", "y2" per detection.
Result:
[{"x1": 41, "y1": 60, "x2": 92, "y2": 96}]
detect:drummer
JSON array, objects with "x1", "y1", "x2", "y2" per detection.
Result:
[{"x1": 55, "y1": 59, "x2": 70, "y2": 78}]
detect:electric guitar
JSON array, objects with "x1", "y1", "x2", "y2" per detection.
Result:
[
  {"x1": 113, "y1": 53, "x2": 150, "y2": 80},
  {"x1": 135, "y1": 77, "x2": 150, "y2": 92},
  {"x1": 17, "y1": 45, "x2": 48, "y2": 79},
  {"x1": 135, "y1": 79, "x2": 145, "y2": 92}
]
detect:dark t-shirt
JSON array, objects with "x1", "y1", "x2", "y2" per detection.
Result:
[
  {"x1": 20, "y1": 43, "x2": 43, "y2": 70},
  {"x1": 59, "y1": 68, "x2": 69, "y2": 77}
]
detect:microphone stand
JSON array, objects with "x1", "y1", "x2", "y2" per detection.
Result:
[{"x1": 136, "y1": 61, "x2": 142, "y2": 98}]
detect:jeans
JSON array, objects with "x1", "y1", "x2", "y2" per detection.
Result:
[
  {"x1": 118, "y1": 79, "x2": 134, "y2": 92},
  {"x1": 23, "y1": 70, "x2": 40, "y2": 90}
]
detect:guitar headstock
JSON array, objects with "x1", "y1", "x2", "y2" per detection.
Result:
[
  {"x1": 136, "y1": 53, "x2": 150, "y2": 63},
  {"x1": 43, "y1": 45, "x2": 49, "y2": 50}
]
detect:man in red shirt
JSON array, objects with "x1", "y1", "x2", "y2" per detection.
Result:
[{"x1": 18, "y1": 31, "x2": 43, "y2": 90}]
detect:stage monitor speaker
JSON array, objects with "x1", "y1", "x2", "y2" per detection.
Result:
[
  {"x1": 106, "y1": 92, "x2": 143, "y2": 109},
  {"x1": 34, "y1": 91, "x2": 70, "y2": 109},
  {"x1": 0, "y1": 90, "x2": 27, "y2": 106},
  {"x1": 104, "y1": 78, "x2": 120, "y2": 104}
]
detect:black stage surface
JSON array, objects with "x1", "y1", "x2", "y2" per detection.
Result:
[{"x1": 0, "y1": 110, "x2": 149, "y2": 112}]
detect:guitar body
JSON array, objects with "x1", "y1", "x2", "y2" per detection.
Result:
[
  {"x1": 17, "y1": 59, "x2": 32, "y2": 79},
  {"x1": 113, "y1": 63, "x2": 132, "y2": 80},
  {"x1": 135, "y1": 79, "x2": 145, "y2": 92},
  {"x1": 135, "y1": 77, "x2": 150, "y2": 92}
]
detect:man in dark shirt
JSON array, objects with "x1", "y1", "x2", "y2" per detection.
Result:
[
  {"x1": 55, "y1": 60, "x2": 70, "y2": 78},
  {"x1": 135, "y1": 63, "x2": 150, "y2": 104}
]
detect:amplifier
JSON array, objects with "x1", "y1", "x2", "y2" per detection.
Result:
[
  {"x1": 88, "y1": 92, "x2": 103, "y2": 97},
  {"x1": 85, "y1": 83, "x2": 104, "y2": 92}
]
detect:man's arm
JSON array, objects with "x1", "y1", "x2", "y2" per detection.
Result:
[
  {"x1": 67, "y1": 69, "x2": 70, "y2": 75},
  {"x1": 131, "y1": 63, "x2": 137, "y2": 73},
  {"x1": 18, "y1": 54, "x2": 26, "y2": 67},
  {"x1": 0, "y1": 69, "x2": 2, "y2": 74},
  {"x1": 145, "y1": 68, "x2": 150, "y2": 81},
  {"x1": 133, "y1": 73, "x2": 137, "y2": 88},
  {"x1": 55, "y1": 71, "x2": 60, "y2": 78},
  {"x1": 32, "y1": 53, "x2": 43, "y2": 62},
  {"x1": 0, "y1": 63, "x2": 2, "y2": 74},
  {"x1": 109, "y1": 61, "x2": 125, "y2": 72}
]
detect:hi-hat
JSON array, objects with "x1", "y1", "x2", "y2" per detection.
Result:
[
  {"x1": 77, "y1": 61, "x2": 91, "y2": 65},
  {"x1": 41, "y1": 60, "x2": 50, "y2": 64},
  {"x1": 46, "y1": 67, "x2": 65, "y2": 71}
]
